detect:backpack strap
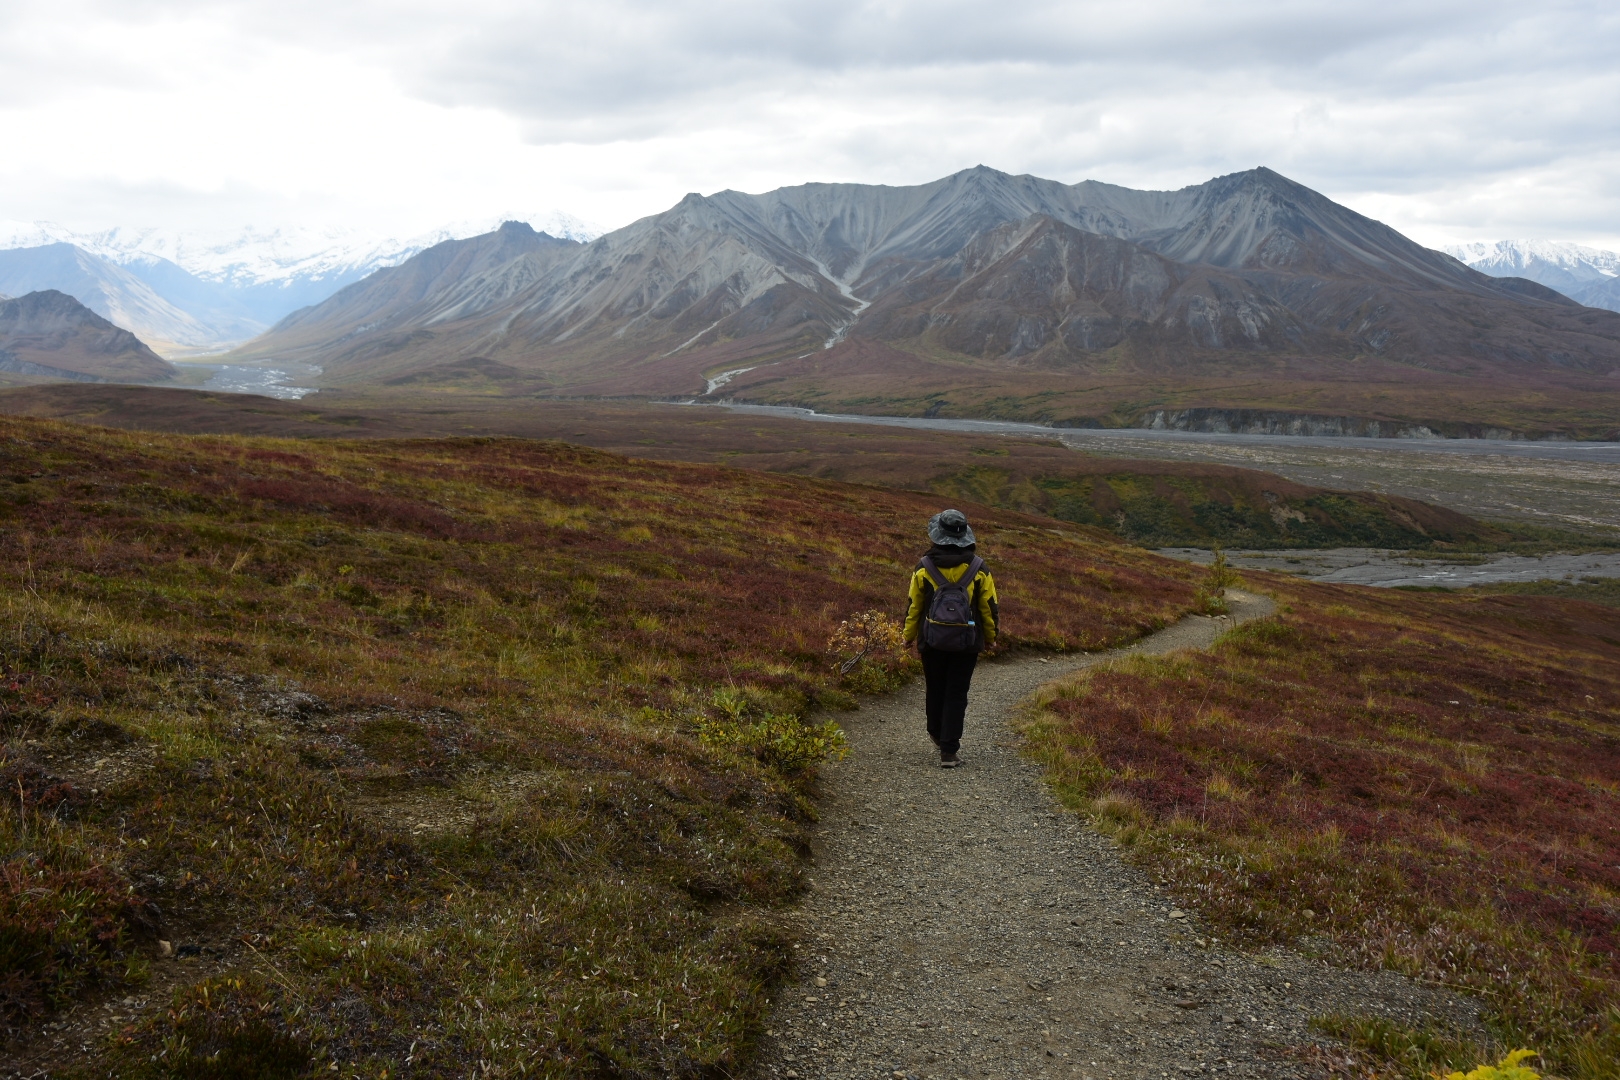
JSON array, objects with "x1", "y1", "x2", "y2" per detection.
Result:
[
  {"x1": 963, "y1": 556, "x2": 984, "y2": 601},
  {"x1": 919, "y1": 555, "x2": 983, "y2": 592}
]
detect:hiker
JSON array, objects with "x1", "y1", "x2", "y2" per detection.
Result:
[{"x1": 902, "y1": 509, "x2": 999, "y2": 768}]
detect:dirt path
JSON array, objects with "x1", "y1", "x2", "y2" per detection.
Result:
[{"x1": 756, "y1": 589, "x2": 1479, "y2": 1080}]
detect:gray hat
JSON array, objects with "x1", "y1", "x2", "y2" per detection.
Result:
[{"x1": 928, "y1": 509, "x2": 976, "y2": 547}]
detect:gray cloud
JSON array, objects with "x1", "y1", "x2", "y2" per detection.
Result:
[{"x1": 3, "y1": 0, "x2": 1618, "y2": 246}]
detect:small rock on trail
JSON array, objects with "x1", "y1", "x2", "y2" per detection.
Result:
[{"x1": 756, "y1": 590, "x2": 1479, "y2": 1079}]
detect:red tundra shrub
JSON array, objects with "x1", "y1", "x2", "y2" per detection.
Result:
[{"x1": 1022, "y1": 578, "x2": 1620, "y2": 1074}]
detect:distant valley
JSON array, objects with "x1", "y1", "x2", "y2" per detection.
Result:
[
  {"x1": 0, "y1": 213, "x2": 600, "y2": 355},
  {"x1": 8, "y1": 170, "x2": 1620, "y2": 439}
]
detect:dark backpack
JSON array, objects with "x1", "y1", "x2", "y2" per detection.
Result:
[{"x1": 920, "y1": 555, "x2": 984, "y2": 653}]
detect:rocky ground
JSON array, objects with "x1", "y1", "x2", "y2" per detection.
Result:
[
  {"x1": 1158, "y1": 547, "x2": 1620, "y2": 589},
  {"x1": 755, "y1": 590, "x2": 1482, "y2": 1080}
]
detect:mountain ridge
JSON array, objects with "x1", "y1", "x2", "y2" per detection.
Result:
[
  {"x1": 0, "y1": 213, "x2": 603, "y2": 352},
  {"x1": 207, "y1": 167, "x2": 1620, "y2": 436},
  {"x1": 0, "y1": 290, "x2": 176, "y2": 383}
]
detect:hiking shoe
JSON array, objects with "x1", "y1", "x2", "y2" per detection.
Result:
[{"x1": 940, "y1": 752, "x2": 961, "y2": 769}]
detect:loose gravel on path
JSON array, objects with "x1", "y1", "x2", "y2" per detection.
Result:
[{"x1": 756, "y1": 590, "x2": 1480, "y2": 1080}]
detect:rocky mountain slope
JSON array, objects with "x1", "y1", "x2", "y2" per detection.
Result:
[
  {"x1": 1447, "y1": 239, "x2": 1620, "y2": 312},
  {"x1": 226, "y1": 167, "x2": 1620, "y2": 434},
  {"x1": 0, "y1": 290, "x2": 176, "y2": 383},
  {"x1": 0, "y1": 214, "x2": 601, "y2": 352},
  {"x1": 244, "y1": 222, "x2": 584, "y2": 375}
]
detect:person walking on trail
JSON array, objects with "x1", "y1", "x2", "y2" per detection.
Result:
[{"x1": 902, "y1": 509, "x2": 999, "y2": 769}]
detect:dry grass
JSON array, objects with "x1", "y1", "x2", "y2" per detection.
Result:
[
  {"x1": 1019, "y1": 577, "x2": 1620, "y2": 1077},
  {"x1": 0, "y1": 416, "x2": 1201, "y2": 1076},
  {"x1": 1466, "y1": 577, "x2": 1620, "y2": 610},
  {"x1": 0, "y1": 386, "x2": 1534, "y2": 551}
]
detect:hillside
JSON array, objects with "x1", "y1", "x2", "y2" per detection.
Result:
[
  {"x1": 0, "y1": 415, "x2": 1205, "y2": 1075},
  {"x1": 226, "y1": 167, "x2": 1620, "y2": 436},
  {"x1": 0, "y1": 290, "x2": 176, "y2": 384},
  {"x1": 247, "y1": 222, "x2": 583, "y2": 377},
  {"x1": 0, "y1": 384, "x2": 1517, "y2": 550}
]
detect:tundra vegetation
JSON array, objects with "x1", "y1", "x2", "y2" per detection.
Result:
[
  {"x1": 1, "y1": 386, "x2": 1568, "y2": 552},
  {"x1": 0, "y1": 417, "x2": 1200, "y2": 1077},
  {"x1": 1020, "y1": 574, "x2": 1620, "y2": 1078}
]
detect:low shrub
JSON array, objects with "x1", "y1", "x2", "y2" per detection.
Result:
[
  {"x1": 0, "y1": 416, "x2": 1204, "y2": 1071},
  {"x1": 1019, "y1": 577, "x2": 1620, "y2": 1077},
  {"x1": 0, "y1": 816, "x2": 144, "y2": 1039},
  {"x1": 698, "y1": 708, "x2": 850, "y2": 777},
  {"x1": 826, "y1": 609, "x2": 913, "y2": 693}
]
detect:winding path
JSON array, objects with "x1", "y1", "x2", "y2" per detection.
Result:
[{"x1": 756, "y1": 590, "x2": 1478, "y2": 1080}]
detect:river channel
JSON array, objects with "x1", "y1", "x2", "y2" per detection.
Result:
[
  {"x1": 168, "y1": 360, "x2": 319, "y2": 400},
  {"x1": 684, "y1": 404, "x2": 1620, "y2": 533},
  {"x1": 1156, "y1": 547, "x2": 1620, "y2": 588}
]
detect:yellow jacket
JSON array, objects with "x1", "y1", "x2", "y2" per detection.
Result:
[{"x1": 903, "y1": 556, "x2": 999, "y2": 649}]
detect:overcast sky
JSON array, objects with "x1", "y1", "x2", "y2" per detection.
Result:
[{"x1": 3, "y1": 0, "x2": 1618, "y2": 248}]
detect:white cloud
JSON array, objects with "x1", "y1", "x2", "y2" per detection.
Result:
[{"x1": 0, "y1": 0, "x2": 1617, "y2": 248}]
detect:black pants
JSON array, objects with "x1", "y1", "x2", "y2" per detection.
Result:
[{"x1": 921, "y1": 647, "x2": 978, "y2": 755}]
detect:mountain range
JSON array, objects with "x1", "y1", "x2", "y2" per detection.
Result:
[
  {"x1": 1446, "y1": 240, "x2": 1620, "y2": 313},
  {"x1": 228, "y1": 166, "x2": 1620, "y2": 437},
  {"x1": 0, "y1": 244, "x2": 258, "y2": 355},
  {"x1": 0, "y1": 213, "x2": 601, "y2": 355}
]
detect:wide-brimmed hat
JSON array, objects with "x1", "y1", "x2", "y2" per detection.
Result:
[{"x1": 927, "y1": 509, "x2": 976, "y2": 547}]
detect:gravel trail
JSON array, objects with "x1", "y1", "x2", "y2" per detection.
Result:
[{"x1": 756, "y1": 589, "x2": 1479, "y2": 1080}]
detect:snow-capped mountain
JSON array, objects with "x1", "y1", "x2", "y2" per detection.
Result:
[
  {"x1": 0, "y1": 213, "x2": 602, "y2": 352},
  {"x1": 1445, "y1": 240, "x2": 1620, "y2": 313}
]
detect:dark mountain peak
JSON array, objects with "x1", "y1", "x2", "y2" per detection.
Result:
[
  {"x1": 1235, "y1": 164, "x2": 1286, "y2": 182},
  {"x1": 490, "y1": 220, "x2": 578, "y2": 248},
  {"x1": 1187, "y1": 165, "x2": 1318, "y2": 207},
  {"x1": 1, "y1": 288, "x2": 120, "y2": 330},
  {"x1": 0, "y1": 289, "x2": 174, "y2": 383},
  {"x1": 939, "y1": 164, "x2": 1024, "y2": 191}
]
